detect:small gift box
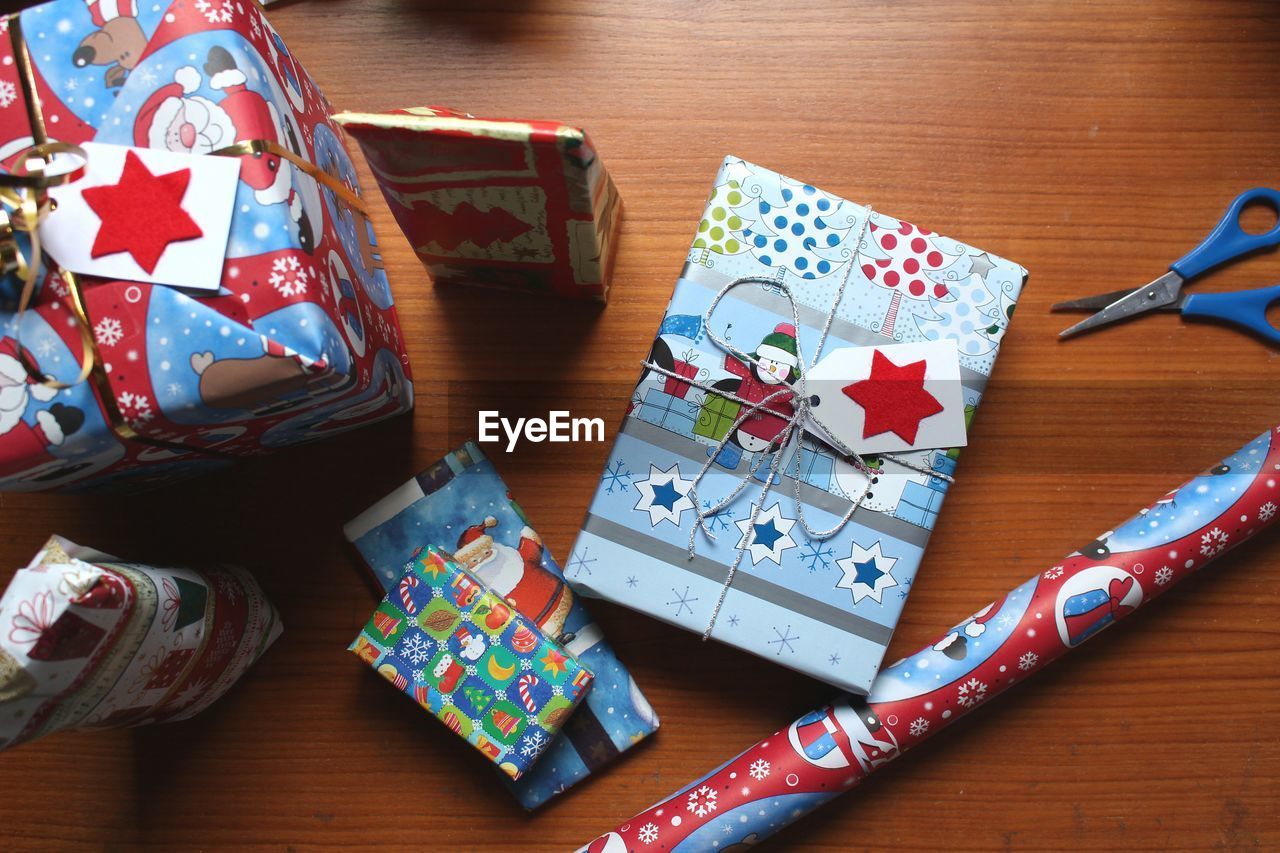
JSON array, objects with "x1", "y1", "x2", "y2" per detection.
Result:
[
  {"x1": 334, "y1": 106, "x2": 621, "y2": 301},
  {"x1": 0, "y1": 0, "x2": 413, "y2": 492},
  {"x1": 567, "y1": 156, "x2": 1027, "y2": 694},
  {"x1": 351, "y1": 546, "x2": 594, "y2": 781},
  {"x1": 0, "y1": 536, "x2": 282, "y2": 750},
  {"x1": 343, "y1": 441, "x2": 658, "y2": 809}
]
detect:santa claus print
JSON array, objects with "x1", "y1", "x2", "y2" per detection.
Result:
[
  {"x1": 451, "y1": 517, "x2": 573, "y2": 640},
  {"x1": 0, "y1": 338, "x2": 86, "y2": 481},
  {"x1": 134, "y1": 46, "x2": 315, "y2": 252},
  {"x1": 720, "y1": 322, "x2": 800, "y2": 453}
]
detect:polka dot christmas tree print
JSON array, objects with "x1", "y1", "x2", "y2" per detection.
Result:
[
  {"x1": 691, "y1": 180, "x2": 755, "y2": 265},
  {"x1": 730, "y1": 165, "x2": 861, "y2": 281},
  {"x1": 859, "y1": 218, "x2": 962, "y2": 340},
  {"x1": 915, "y1": 272, "x2": 1008, "y2": 358}
]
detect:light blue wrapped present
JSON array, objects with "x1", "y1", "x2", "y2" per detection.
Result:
[{"x1": 567, "y1": 156, "x2": 1027, "y2": 694}]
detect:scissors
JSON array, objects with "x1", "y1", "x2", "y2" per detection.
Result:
[{"x1": 1054, "y1": 188, "x2": 1280, "y2": 345}]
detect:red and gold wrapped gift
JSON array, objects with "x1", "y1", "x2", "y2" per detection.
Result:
[{"x1": 336, "y1": 106, "x2": 622, "y2": 301}]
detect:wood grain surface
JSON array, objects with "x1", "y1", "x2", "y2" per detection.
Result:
[{"x1": 2, "y1": 0, "x2": 1279, "y2": 849}]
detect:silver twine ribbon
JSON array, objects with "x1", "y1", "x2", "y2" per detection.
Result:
[{"x1": 640, "y1": 270, "x2": 956, "y2": 639}]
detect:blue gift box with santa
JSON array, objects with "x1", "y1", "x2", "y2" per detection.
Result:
[
  {"x1": 567, "y1": 156, "x2": 1028, "y2": 694},
  {"x1": 0, "y1": 0, "x2": 412, "y2": 492}
]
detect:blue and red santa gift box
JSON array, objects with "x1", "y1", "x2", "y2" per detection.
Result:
[
  {"x1": 344, "y1": 441, "x2": 659, "y2": 809},
  {"x1": 0, "y1": 0, "x2": 412, "y2": 492}
]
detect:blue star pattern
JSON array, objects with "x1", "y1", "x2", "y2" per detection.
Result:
[
  {"x1": 651, "y1": 480, "x2": 681, "y2": 511},
  {"x1": 753, "y1": 519, "x2": 784, "y2": 550},
  {"x1": 633, "y1": 463, "x2": 695, "y2": 527},
  {"x1": 836, "y1": 539, "x2": 899, "y2": 605},
  {"x1": 734, "y1": 502, "x2": 797, "y2": 566},
  {"x1": 851, "y1": 557, "x2": 883, "y2": 587}
]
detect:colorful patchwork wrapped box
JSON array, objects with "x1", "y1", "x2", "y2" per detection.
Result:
[
  {"x1": 344, "y1": 442, "x2": 659, "y2": 808},
  {"x1": 350, "y1": 546, "x2": 594, "y2": 781},
  {"x1": 568, "y1": 156, "x2": 1027, "y2": 694},
  {"x1": 334, "y1": 106, "x2": 621, "y2": 301},
  {"x1": 0, "y1": 0, "x2": 413, "y2": 492},
  {"x1": 0, "y1": 536, "x2": 282, "y2": 750}
]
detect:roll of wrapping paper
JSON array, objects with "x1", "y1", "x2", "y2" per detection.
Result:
[{"x1": 579, "y1": 426, "x2": 1280, "y2": 852}]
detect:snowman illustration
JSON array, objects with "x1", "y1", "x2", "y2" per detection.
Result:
[
  {"x1": 451, "y1": 517, "x2": 573, "y2": 640},
  {"x1": 452, "y1": 625, "x2": 487, "y2": 662}
]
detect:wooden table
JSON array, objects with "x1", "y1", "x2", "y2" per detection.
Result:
[{"x1": 2, "y1": 0, "x2": 1278, "y2": 849}]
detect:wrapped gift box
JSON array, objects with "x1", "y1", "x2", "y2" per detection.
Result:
[
  {"x1": 567, "y1": 156, "x2": 1027, "y2": 694},
  {"x1": 344, "y1": 441, "x2": 659, "y2": 809},
  {"x1": 334, "y1": 106, "x2": 621, "y2": 301},
  {"x1": 0, "y1": 536, "x2": 282, "y2": 750},
  {"x1": 350, "y1": 546, "x2": 594, "y2": 781},
  {"x1": 0, "y1": 0, "x2": 413, "y2": 492}
]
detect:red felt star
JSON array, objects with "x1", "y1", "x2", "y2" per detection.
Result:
[
  {"x1": 842, "y1": 349, "x2": 944, "y2": 444},
  {"x1": 81, "y1": 150, "x2": 203, "y2": 274}
]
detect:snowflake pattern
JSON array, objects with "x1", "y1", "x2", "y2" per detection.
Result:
[
  {"x1": 956, "y1": 677, "x2": 987, "y2": 708},
  {"x1": 269, "y1": 256, "x2": 309, "y2": 298},
  {"x1": 637, "y1": 823, "x2": 659, "y2": 845},
  {"x1": 767, "y1": 625, "x2": 798, "y2": 655},
  {"x1": 194, "y1": 0, "x2": 240, "y2": 24},
  {"x1": 909, "y1": 717, "x2": 929, "y2": 737},
  {"x1": 1154, "y1": 566, "x2": 1173, "y2": 586},
  {"x1": 1199, "y1": 526, "x2": 1229, "y2": 557},
  {"x1": 519, "y1": 730, "x2": 549, "y2": 758},
  {"x1": 566, "y1": 548, "x2": 597, "y2": 578},
  {"x1": 401, "y1": 633, "x2": 430, "y2": 666},
  {"x1": 0, "y1": 79, "x2": 15, "y2": 110},
  {"x1": 601, "y1": 459, "x2": 634, "y2": 494},
  {"x1": 1043, "y1": 565, "x2": 1064, "y2": 580},
  {"x1": 748, "y1": 758, "x2": 771, "y2": 780},
  {"x1": 1260, "y1": 501, "x2": 1276, "y2": 523},
  {"x1": 94, "y1": 316, "x2": 124, "y2": 347},
  {"x1": 701, "y1": 500, "x2": 734, "y2": 533},
  {"x1": 1018, "y1": 651, "x2": 1038, "y2": 671},
  {"x1": 116, "y1": 391, "x2": 154, "y2": 428},
  {"x1": 686, "y1": 785, "x2": 717, "y2": 817},
  {"x1": 799, "y1": 539, "x2": 836, "y2": 573}
]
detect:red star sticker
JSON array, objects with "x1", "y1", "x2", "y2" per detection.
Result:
[
  {"x1": 81, "y1": 150, "x2": 203, "y2": 274},
  {"x1": 842, "y1": 349, "x2": 944, "y2": 444}
]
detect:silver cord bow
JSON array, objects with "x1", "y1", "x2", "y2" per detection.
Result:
[{"x1": 639, "y1": 271, "x2": 955, "y2": 638}]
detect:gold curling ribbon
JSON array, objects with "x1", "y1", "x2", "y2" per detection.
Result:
[{"x1": 0, "y1": 13, "x2": 372, "y2": 455}]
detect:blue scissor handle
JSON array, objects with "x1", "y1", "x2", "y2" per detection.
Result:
[
  {"x1": 1181, "y1": 284, "x2": 1280, "y2": 345},
  {"x1": 1170, "y1": 187, "x2": 1280, "y2": 280}
]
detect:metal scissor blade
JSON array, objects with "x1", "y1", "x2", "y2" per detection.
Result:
[
  {"x1": 1058, "y1": 270, "x2": 1186, "y2": 339},
  {"x1": 1051, "y1": 288, "x2": 1141, "y2": 312}
]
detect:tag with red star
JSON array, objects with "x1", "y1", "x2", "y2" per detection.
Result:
[
  {"x1": 804, "y1": 340, "x2": 968, "y2": 454},
  {"x1": 40, "y1": 142, "x2": 241, "y2": 291}
]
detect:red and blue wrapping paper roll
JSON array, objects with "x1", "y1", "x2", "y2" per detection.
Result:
[{"x1": 579, "y1": 426, "x2": 1280, "y2": 852}]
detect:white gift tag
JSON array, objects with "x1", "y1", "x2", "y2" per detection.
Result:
[
  {"x1": 40, "y1": 142, "x2": 240, "y2": 292},
  {"x1": 804, "y1": 340, "x2": 967, "y2": 455}
]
